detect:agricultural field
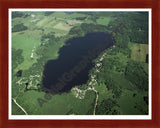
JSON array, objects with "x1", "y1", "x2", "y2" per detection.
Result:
[
  {"x1": 131, "y1": 43, "x2": 148, "y2": 62},
  {"x1": 96, "y1": 17, "x2": 111, "y2": 26},
  {"x1": 131, "y1": 43, "x2": 149, "y2": 73},
  {"x1": 11, "y1": 11, "x2": 149, "y2": 116}
]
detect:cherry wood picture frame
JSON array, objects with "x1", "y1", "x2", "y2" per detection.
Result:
[{"x1": 0, "y1": 0, "x2": 160, "y2": 127}]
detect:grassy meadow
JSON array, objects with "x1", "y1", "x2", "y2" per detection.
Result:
[{"x1": 131, "y1": 43, "x2": 148, "y2": 62}]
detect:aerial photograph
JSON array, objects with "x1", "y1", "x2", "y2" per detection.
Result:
[{"x1": 11, "y1": 10, "x2": 149, "y2": 116}]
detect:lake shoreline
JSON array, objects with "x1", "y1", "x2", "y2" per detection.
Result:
[{"x1": 42, "y1": 32, "x2": 114, "y2": 94}]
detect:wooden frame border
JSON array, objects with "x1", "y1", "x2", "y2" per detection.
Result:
[{"x1": 0, "y1": 0, "x2": 160, "y2": 127}]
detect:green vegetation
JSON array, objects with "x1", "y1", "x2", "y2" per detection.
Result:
[
  {"x1": 44, "y1": 12, "x2": 54, "y2": 16},
  {"x1": 12, "y1": 48, "x2": 24, "y2": 72},
  {"x1": 131, "y1": 43, "x2": 148, "y2": 62},
  {"x1": 12, "y1": 12, "x2": 26, "y2": 19},
  {"x1": 96, "y1": 98, "x2": 120, "y2": 115},
  {"x1": 96, "y1": 17, "x2": 111, "y2": 26},
  {"x1": 69, "y1": 23, "x2": 108, "y2": 37},
  {"x1": 11, "y1": 11, "x2": 149, "y2": 115},
  {"x1": 125, "y1": 60, "x2": 148, "y2": 91},
  {"x1": 12, "y1": 23, "x2": 28, "y2": 32},
  {"x1": 107, "y1": 12, "x2": 148, "y2": 44},
  {"x1": 12, "y1": 34, "x2": 40, "y2": 71},
  {"x1": 88, "y1": 12, "x2": 149, "y2": 115},
  {"x1": 12, "y1": 100, "x2": 25, "y2": 115}
]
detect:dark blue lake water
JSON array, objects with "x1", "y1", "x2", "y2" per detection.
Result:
[{"x1": 42, "y1": 32, "x2": 113, "y2": 94}]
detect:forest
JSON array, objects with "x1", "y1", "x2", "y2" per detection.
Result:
[{"x1": 12, "y1": 23, "x2": 28, "y2": 32}]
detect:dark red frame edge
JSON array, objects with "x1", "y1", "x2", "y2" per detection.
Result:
[{"x1": 0, "y1": 0, "x2": 159, "y2": 128}]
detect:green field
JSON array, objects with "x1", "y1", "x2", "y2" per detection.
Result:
[
  {"x1": 12, "y1": 34, "x2": 40, "y2": 71},
  {"x1": 12, "y1": 89, "x2": 96, "y2": 115},
  {"x1": 96, "y1": 17, "x2": 111, "y2": 26},
  {"x1": 131, "y1": 43, "x2": 149, "y2": 73},
  {"x1": 131, "y1": 43, "x2": 148, "y2": 62}
]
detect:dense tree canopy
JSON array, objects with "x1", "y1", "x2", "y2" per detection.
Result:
[
  {"x1": 96, "y1": 98, "x2": 120, "y2": 115},
  {"x1": 108, "y1": 12, "x2": 148, "y2": 44},
  {"x1": 12, "y1": 12, "x2": 24, "y2": 19},
  {"x1": 69, "y1": 23, "x2": 108, "y2": 36},
  {"x1": 125, "y1": 60, "x2": 148, "y2": 91},
  {"x1": 12, "y1": 23, "x2": 28, "y2": 32},
  {"x1": 44, "y1": 12, "x2": 54, "y2": 16}
]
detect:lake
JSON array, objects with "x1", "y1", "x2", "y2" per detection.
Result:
[{"x1": 42, "y1": 32, "x2": 114, "y2": 94}]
